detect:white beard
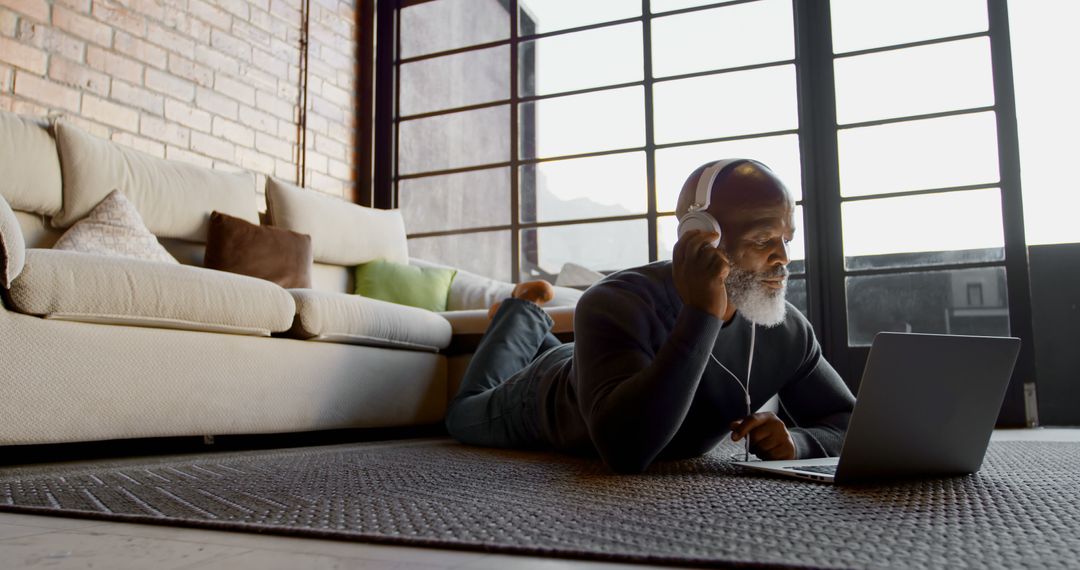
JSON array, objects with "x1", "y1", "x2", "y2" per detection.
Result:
[{"x1": 726, "y1": 264, "x2": 788, "y2": 327}]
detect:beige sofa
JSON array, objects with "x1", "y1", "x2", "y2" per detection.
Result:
[{"x1": 0, "y1": 110, "x2": 580, "y2": 447}]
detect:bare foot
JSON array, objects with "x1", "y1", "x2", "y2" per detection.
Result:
[{"x1": 488, "y1": 280, "x2": 555, "y2": 319}]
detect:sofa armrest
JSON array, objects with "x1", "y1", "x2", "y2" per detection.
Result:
[
  {"x1": 409, "y1": 257, "x2": 583, "y2": 311},
  {"x1": 0, "y1": 192, "x2": 26, "y2": 289}
]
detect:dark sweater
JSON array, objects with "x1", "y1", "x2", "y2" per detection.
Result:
[{"x1": 532, "y1": 261, "x2": 856, "y2": 473}]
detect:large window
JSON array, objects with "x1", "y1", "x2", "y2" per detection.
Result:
[
  {"x1": 392, "y1": 0, "x2": 808, "y2": 316},
  {"x1": 378, "y1": 0, "x2": 1038, "y2": 421}
]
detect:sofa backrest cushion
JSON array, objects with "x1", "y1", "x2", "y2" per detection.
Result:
[
  {"x1": 0, "y1": 111, "x2": 63, "y2": 216},
  {"x1": 53, "y1": 190, "x2": 179, "y2": 264},
  {"x1": 265, "y1": 178, "x2": 409, "y2": 266},
  {"x1": 51, "y1": 121, "x2": 259, "y2": 242},
  {"x1": 0, "y1": 193, "x2": 25, "y2": 288}
]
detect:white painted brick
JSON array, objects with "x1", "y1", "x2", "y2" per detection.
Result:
[
  {"x1": 164, "y1": 98, "x2": 211, "y2": 132},
  {"x1": 274, "y1": 158, "x2": 295, "y2": 180},
  {"x1": 4, "y1": 0, "x2": 50, "y2": 23},
  {"x1": 114, "y1": 31, "x2": 167, "y2": 69},
  {"x1": 190, "y1": 131, "x2": 235, "y2": 162},
  {"x1": 237, "y1": 146, "x2": 275, "y2": 174},
  {"x1": 86, "y1": 45, "x2": 143, "y2": 84},
  {"x1": 0, "y1": 36, "x2": 47, "y2": 75},
  {"x1": 146, "y1": 67, "x2": 195, "y2": 101},
  {"x1": 214, "y1": 73, "x2": 254, "y2": 105},
  {"x1": 167, "y1": 54, "x2": 212, "y2": 87},
  {"x1": 111, "y1": 80, "x2": 164, "y2": 115},
  {"x1": 52, "y1": 5, "x2": 112, "y2": 47},
  {"x1": 187, "y1": 0, "x2": 231, "y2": 30},
  {"x1": 111, "y1": 131, "x2": 165, "y2": 158},
  {"x1": 141, "y1": 114, "x2": 190, "y2": 147},
  {"x1": 193, "y1": 44, "x2": 239, "y2": 77},
  {"x1": 147, "y1": 22, "x2": 196, "y2": 59},
  {"x1": 210, "y1": 28, "x2": 250, "y2": 62},
  {"x1": 13, "y1": 70, "x2": 81, "y2": 112},
  {"x1": 83, "y1": 93, "x2": 139, "y2": 131},
  {"x1": 91, "y1": 1, "x2": 146, "y2": 38},
  {"x1": 194, "y1": 86, "x2": 237, "y2": 120},
  {"x1": 48, "y1": 56, "x2": 109, "y2": 96},
  {"x1": 212, "y1": 116, "x2": 254, "y2": 146},
  {"x1": 238, "y1": 104, "x2": 275, "y2": 135},
  {"x1": 255, "y1": 131, "x2": 293, "y2": 161},
  {"x1": 256, "y1": 89, "x2": 293, "y2": 121},
  {"x1": 0, "y1": 63, "x2": 12, "y2": 92}
]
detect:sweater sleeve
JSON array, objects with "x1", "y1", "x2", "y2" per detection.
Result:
[
  {"x1": 778, "y1": 325, "x2": 856, "y2": 459},
  {"x1": 572, "y1": 284, "x2": 723, "y2": 473}
]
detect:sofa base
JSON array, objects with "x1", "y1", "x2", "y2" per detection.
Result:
[{"x1": 0, "y1": 309, "x2": 447, "y2": 446}]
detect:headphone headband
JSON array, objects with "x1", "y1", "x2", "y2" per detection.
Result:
[{"x1": 689, "y1": 159, "x2": 745, "y2": 213}]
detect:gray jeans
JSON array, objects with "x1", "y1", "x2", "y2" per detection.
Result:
[{"x1": 444, "y1": 298, "x2": 562, "y2": 449}]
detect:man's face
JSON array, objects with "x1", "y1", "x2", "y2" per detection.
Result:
[{"x1": 709, "y1": 173, "x2": 795, "y2": 327}]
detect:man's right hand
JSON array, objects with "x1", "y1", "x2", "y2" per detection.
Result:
[{"x1": 672, "y1": 229, "x2": 730, "y2": 320}]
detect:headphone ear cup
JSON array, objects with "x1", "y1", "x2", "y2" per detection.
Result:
[{"x1": 676, "y1": 211, "x2": 722, "y2": 247}]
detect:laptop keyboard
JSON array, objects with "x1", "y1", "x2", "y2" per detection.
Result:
[{"x1": 783, "y1": 464, "x2": 837, "y2": 475}]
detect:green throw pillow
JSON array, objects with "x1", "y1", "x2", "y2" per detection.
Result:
[{"x1": 354, "y1": 259, "x2": 456, "y2": 312}]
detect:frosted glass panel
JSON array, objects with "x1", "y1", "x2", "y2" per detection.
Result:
[
  {"x1": 522, "y1": 220, "x2": 648, "y2": 277},
  {"x1": 400, "y1": 168, "x2": 510, "y2": 234},
  {"x1": 653, "y1": 66, "x2": 798, "y2": 144},
  {"x1": 400, "y1": 46, "x2": 509, "y2": 116},
  {"x1": 652, "y1": 0, "x2": 793, "y2": 78},
  {"x1": 519, "y1": 0, "x2": 640, "y2": 34},
  {"x1": 401, "y1": 0, "x2": 509, "y2": 59},
  {"x1": 521, "y1": 152, "x2": 647, "y2": 223},
  {"x1": 831, "y1": 0, "x2": 987, "y2": 54},
  {"x1": 521, "y1": 23, "x2": 642, "y2": 96},
  {"x1": 837, "y1": 112, "x2": 1000, "y2": 197},
  {"x1": 399, "y1": 105, "x2": 509, "y2": 175},
  {"x1": 834, "y1": 38, "x2": 994, "y2": 125},
  {"x1": 522, "y1": 87, "x2": 644, "y2": 158},
  {"x1": 409, "y1": 230, "x2": 512, "y2": 282}
]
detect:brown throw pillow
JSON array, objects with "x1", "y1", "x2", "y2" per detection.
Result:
[{"x1": 204, "y1": 211, "x2": 313, "y2": 289}]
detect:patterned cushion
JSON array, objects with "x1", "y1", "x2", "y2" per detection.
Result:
[{"x1": 53, "y1": 190, "x2": 177, "y2": 264}]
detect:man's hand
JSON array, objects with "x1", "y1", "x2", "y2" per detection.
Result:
[
  {"x1": 672, "y1": 229, "x2": 730, "y2": 319},
  {"x1": 730, "y1": 412, "x2": 796, "y2": 461}
]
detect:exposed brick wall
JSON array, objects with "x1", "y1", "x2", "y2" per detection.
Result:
[{"x1": 0, "y1": 0, "x2": 356, "y2": 200}]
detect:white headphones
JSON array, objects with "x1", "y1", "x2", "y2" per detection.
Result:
[{"x1": 676, "y1": 158, "x2": 753, "y2": 248}]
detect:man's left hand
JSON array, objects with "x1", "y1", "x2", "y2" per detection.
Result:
[{"x1": 730, "y1": 412, "x2": 796, "y2": 461}]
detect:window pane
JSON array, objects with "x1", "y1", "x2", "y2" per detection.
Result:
[
  {"x1": 846, "y1": 268, "x2": 1010, "y2": 346},
  {"x1": 837, "y1": 112, "x2": 1000, "y2": 197},
  {"x1": 409, "y1": 230, "x2": 512, "y2": 282},
  {"x1": 399, "y1": 105, "x2": 509, "y2": 175},
  {"x1": 518, "y1": 0, "x2": 640, "y2": 35},
  {"x1": 650, "y1": 0, "x2": 719, "y2": 13},
  {"x1": 657, "y1": 206, "x2": 806, "y2": 270},
  {"x1": 521, "y1": 87, "x2": 644, "y2": 159},
  {"x1": 400, "y1": 46, "x2": 509, "y2": 116},
  {"x1": 654, "y1": 134, "x2": 802, "y2": 213},
  {"x1": 521, "y1": 23, "x2": 642, "y2": 96},
  {"x1": 787, "y1": 277, "x2": 808, "y2": 318},
  {"x1": 842, "y1": 189, "x2": 1005, "y2": 269},
  {"x1": 830, "y1": 0, "x2": 987, "y2": 54},
  {"x1": 1010, "y1": 1, "x2": 1080, "y2": 246},
  {"x1": 400, "y1": 0, "x2": 510, "y2": 59},
  {"x1": 521, "y1": 220, "x2": 649, "y2": 277},
  {"x1": 653, "y1": 65, "x2": 798, "y2": 145},
  {"x1": 521, "y1": 152, "x2": 646, "y2": 224},
  {"x1": 651, "y1": 0, "x2": 793, "y2": 78},
  {"x1": 834, "y1": 38, "x2": 994, "y2": 125},
  {"x1": 400, "y1": 168, "x2": 510, "y2": 234}
]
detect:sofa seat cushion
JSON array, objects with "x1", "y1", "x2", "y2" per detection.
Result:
[
  {"x1": 287, "y1": 289, "x2": 452, "y2": 352},
  {"x1": 8, "y1": 249, "x2": 295, "y2": 336}
]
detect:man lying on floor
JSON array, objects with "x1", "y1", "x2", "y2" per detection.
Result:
[{"x1": 445, "y1": 159, "x2": 856, "y2": 473}]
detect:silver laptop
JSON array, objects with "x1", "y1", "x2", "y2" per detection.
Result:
[{"x1": 737, "y1": 332, "x2": 1021, "y2": 485}]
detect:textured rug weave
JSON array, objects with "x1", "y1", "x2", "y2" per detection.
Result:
[{"x1": 1, "y1": 438, "x2": 1078, "y2": 569}]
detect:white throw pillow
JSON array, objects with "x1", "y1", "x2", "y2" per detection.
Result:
[{"x1": 53, "y1": 190, "x2": 178, "y2": 264}]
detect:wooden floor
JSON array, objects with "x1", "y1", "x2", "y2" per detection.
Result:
[{"x1": 0, "y1": 429, "x2": 1076, "y2": 570}]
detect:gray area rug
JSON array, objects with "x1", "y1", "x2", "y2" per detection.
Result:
[{"x1": 1, "y1": 438, "x2": 1078, "y2": 569}]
